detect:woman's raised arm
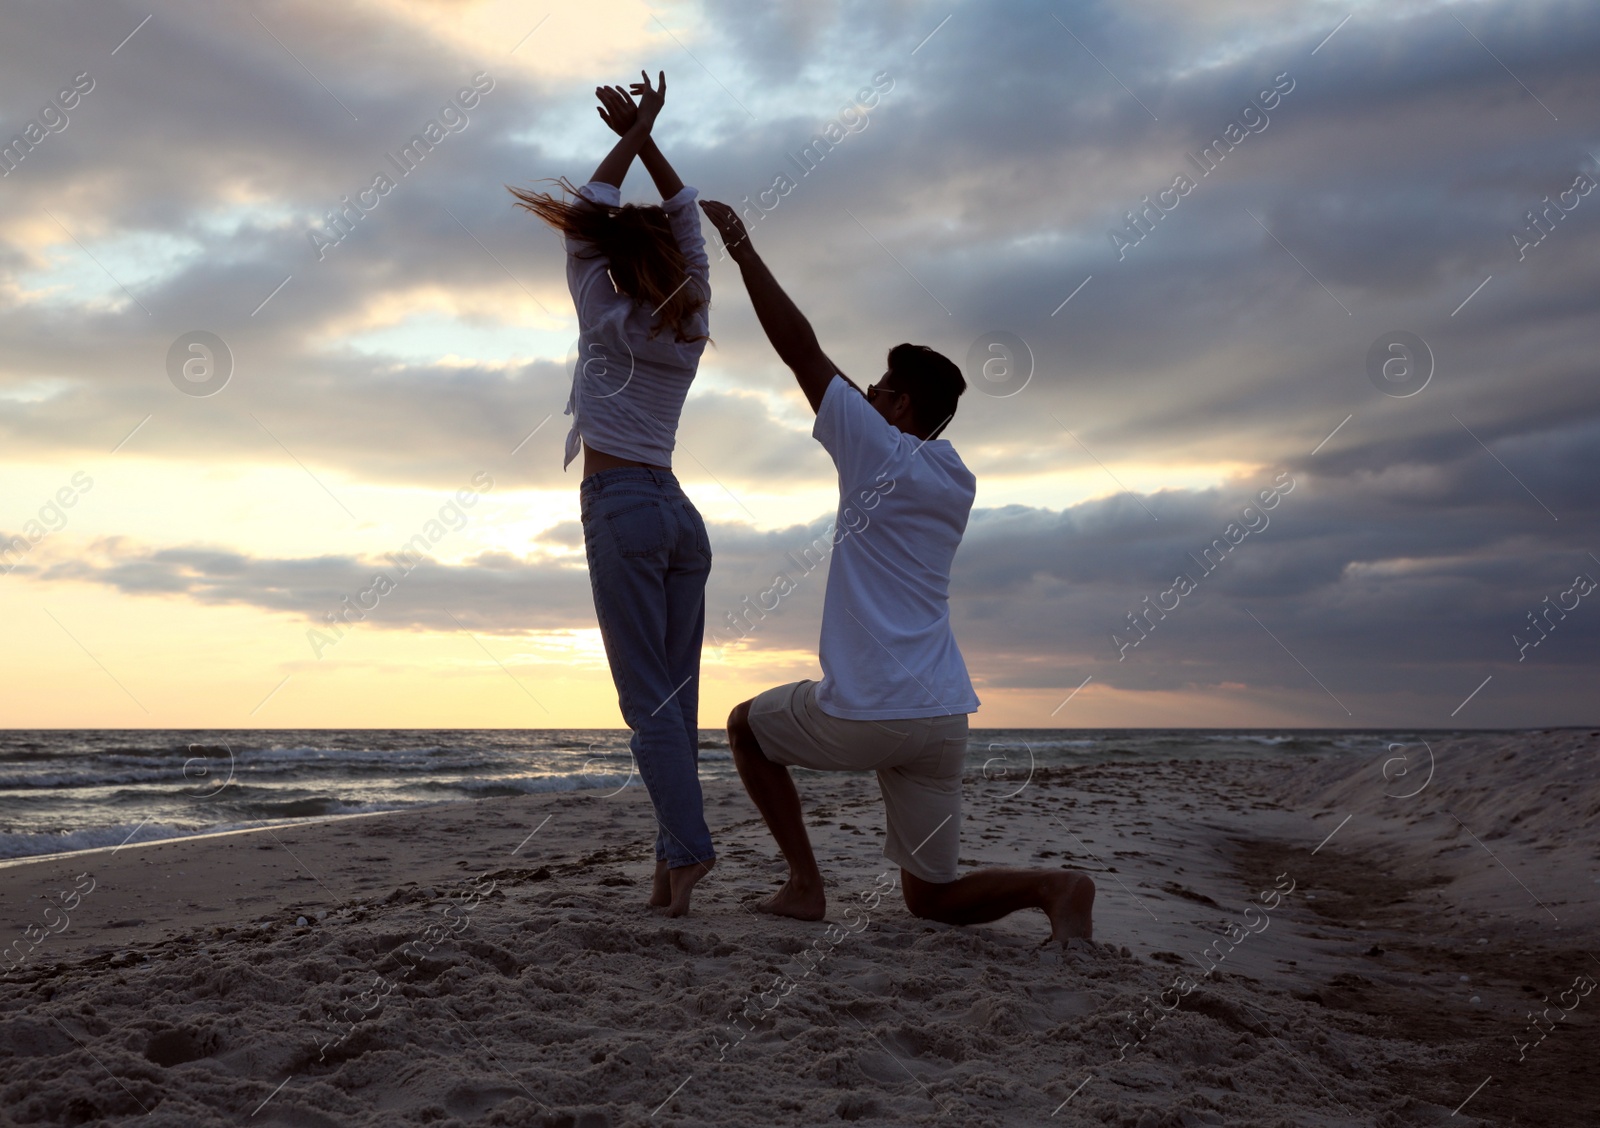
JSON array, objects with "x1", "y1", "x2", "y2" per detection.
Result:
[
  {"x1": 638, "y1": 137, "x2": 685, "y2": 200},
  {"x1": 590, "y1": 70, "x2": 666, "y2": 190},
  {"x1": 596, "y1": 78, "x2": 683, "y2": 199}
]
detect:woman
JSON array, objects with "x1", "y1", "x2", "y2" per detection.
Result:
[{"x1": 508, "y1": 72, "x2": 716, "y2": 916}]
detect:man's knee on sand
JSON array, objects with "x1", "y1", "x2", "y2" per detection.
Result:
[
  {"x1": 899, "y1": 868, "x2": 954, "y2": 922},
  {"x1": 727, "y1": 699, "x2": 762, "y2": 758}
]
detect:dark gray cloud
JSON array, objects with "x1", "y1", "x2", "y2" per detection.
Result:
[{"x1": 2, "y1": 0, "x2": 1597, "y2": 723}]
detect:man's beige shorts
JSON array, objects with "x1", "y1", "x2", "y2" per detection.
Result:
[{"x1": 746, "y1": 680, "x2": 969, "y2": 884}]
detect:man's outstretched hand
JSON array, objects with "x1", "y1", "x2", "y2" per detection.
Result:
[
  {"x1": 701, "y1": 198, "x2": 835, "y2": 408},
  {"x1": 699, "y1": 199, "x2": 753, "y2": 261}
]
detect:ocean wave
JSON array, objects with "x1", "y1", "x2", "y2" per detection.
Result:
[
  {"x1": 972, "y1": 738, "x2": 1100, "y2": 753},
  {"x1": 0, "y1": 770, "x2": 682, "y2": 859},
  {"x1": 0, "y1": 768, "x2": 198, "y2": 789},
  {"x1": 409, "y1": 774, "x2": 643, "y2": 798},
  {"x1": 256, "y1": 743, "x2": 450, "y2": 760},
  {"x1": 0, "y1": 756, "x2": 513, "y2": 790},
  {"x1": 227, "y1": 796, "x2": 400, "y2": 819},
  {"x1": 1193, "y1": 733, "x2": 1346, "y2": 751},
  {"x1": 0, "y1": 820, "x2": 213, "y2": 861},
  {"x1": 0, "y1": 729, "x2": 1479, "y2": 863},
  {"x1": 0, "y1": 802, "x2": 437, "y2": 862}
]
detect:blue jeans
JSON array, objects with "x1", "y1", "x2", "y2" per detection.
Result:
[{"x1": 579, "y1": 467, "x2": 715, "y2": 867}]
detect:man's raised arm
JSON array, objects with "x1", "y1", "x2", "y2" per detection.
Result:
[{"x1": 699, "y1": 199, "x2": 848, "y2": 412}]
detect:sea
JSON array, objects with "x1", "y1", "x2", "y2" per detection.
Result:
[{"x1": 0, "y1": 728, "x2": 1480, "y2": 863}]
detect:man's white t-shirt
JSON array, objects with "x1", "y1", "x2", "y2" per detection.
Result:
[{"x1": 810, "y1": 374, "x2": 980, "y2": 721}]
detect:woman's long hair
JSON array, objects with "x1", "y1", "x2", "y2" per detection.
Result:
[{"x1": 509, "y1": 175, "x2": 710, "y2": 345}]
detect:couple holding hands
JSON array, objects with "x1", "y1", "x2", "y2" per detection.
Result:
[{"x1": 509, "y1": 72, "x2": 1093, "y2": 943}]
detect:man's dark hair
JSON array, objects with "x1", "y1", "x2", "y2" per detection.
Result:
[{"x1": 884, "y1": 343, "x2": 965, "y2": 438}]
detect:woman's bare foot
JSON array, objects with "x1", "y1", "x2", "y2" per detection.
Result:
[
  {"x1": 756, "y1": 876, "x2": 826, "y2": 921},
  {"x1": 1044, "y1": 871, "x2": 1095, "y2": 942},
  {"x1": 655, "y1": 858, "x2": 715, "y2": 918},
  {"x1": 649, "y1": 860, "x2": 671, "y2": 908}
]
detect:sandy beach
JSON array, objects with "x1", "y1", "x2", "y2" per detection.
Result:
[{"x1": 2, "y1": 730, "x2": 1595, "y2": 1126}]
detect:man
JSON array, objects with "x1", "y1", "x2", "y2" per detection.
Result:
[{"x1": 699, "y1": 199, "x2": 1095, "y2": 943}]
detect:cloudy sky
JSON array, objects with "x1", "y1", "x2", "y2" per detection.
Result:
[{"x1": 1, "y1": 0, "x2": 1595, "y2": 730}]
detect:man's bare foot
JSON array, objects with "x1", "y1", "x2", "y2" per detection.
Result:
[
  {"x1": 1044, "y1": 871, "x2": 1095, "y2": 943},
  {"x1": 655, "y1": 858, "x2": 715, "y2": 918},
  {"x1": 649, "y1": 860, "x2": 671, "y2": 908},
  {"x1": 756, "y1": 876, "x2": 826, "y2": 921}
]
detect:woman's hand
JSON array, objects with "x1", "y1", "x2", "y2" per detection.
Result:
[
  {"x1": 586, "y1": 73, "x2": 663, "y2": 189},
  {"x1": 595, "y1": 85, "x2": 639, "y2": 136},
  {"x1": 698, "y1": 199, "x2": 753, "y2": 259},
  {"x1": 629, "y1": 69, "x2": 666, "y2": 126}
]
